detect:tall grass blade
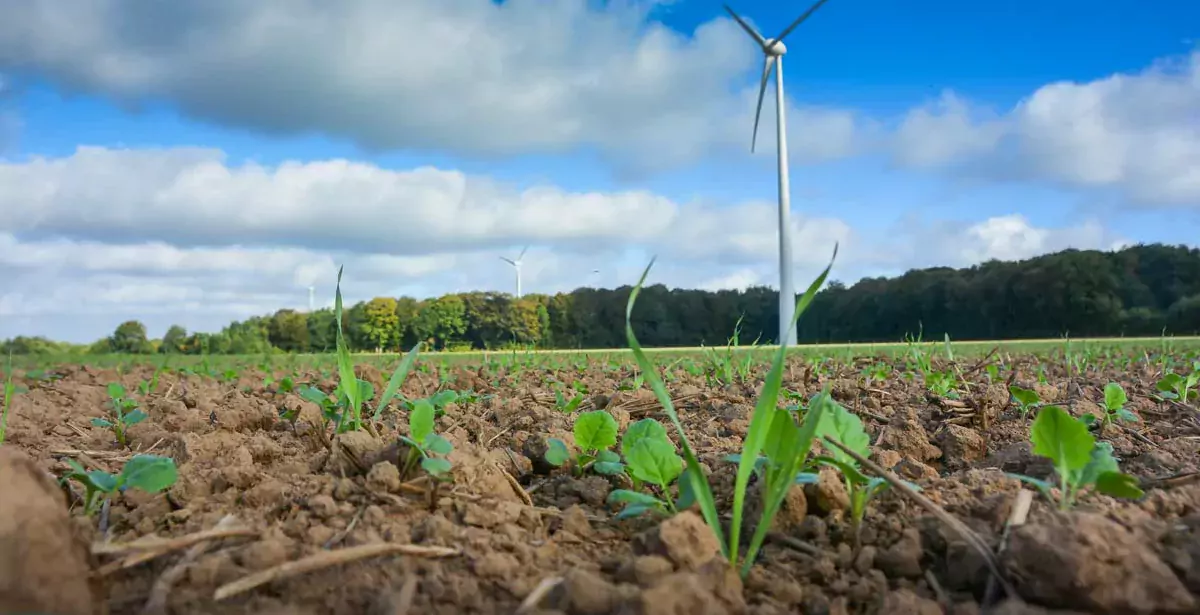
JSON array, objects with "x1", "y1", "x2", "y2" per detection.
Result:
[
  {"x1": 625, "y1": 258, "x2": 727, "y2": 555},
  {"x1": 333, "y1": 266, "x2": 361, "y2": 429},
  {"x1": 375, "y1": 343, "x2": 421, "y2": 420},
  {"x1": 728, "y1": 244, "x2": 837, "y2": 567}
]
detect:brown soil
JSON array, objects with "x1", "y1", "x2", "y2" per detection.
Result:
[{"x1": 2, "y1": 355, "x2": 1199, "y2": 615}]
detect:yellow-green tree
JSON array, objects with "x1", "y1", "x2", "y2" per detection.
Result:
[{"x1": 362, "y1": 297, "x2": 400, "y2": 351}]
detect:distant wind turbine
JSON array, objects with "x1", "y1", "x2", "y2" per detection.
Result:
[
  {"x1": 725, "y1": 0, "x2": 832, "y2": 346},
  {"x1": 499, "y1": 246, "x2": 529, "y2": 298},
  {"x1": 308, "y1": 286, "x2": 315, "y2": 311}
]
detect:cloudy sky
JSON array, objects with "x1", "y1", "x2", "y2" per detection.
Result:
[{"x1": 1, "y1": 0, "x2": 1198, "y2": 343}]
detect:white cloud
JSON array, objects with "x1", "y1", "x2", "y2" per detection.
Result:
[
  {"x1": 892, "y1": 52, "x2": 1200, "y2": 206},
  {"x1": 0, "y1": 147, "x2": 1126, "y2": 343},
  {"x1": 0, "y1": 0, "x2": 863, "y2": 172}
]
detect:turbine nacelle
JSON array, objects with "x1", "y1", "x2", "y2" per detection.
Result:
[{"x1": 764, "y1": 40, "x2": 787, "y2": 56}]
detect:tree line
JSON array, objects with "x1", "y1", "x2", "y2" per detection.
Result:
[{"x1": 5, "y1": 243, "x2": 1200, "y2": 356}]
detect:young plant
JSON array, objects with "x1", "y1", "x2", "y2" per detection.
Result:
[
  {"x1": 1009, "y1": 405, "x2": 1143, "y2": 511},
  {"x1": 924, "y1": 370, "x2": 959, "y2": 398},
  {"x1": 1009, "y1": 385, "x2": 1042, "y2": 416},
  {"x1": 624, "y1": 247, "x2": 836, "y2": 578},
  {"x1": 813, "y1": 399, "x2": 907, "y2": 547},
  {"x1": 1081, "y1": 382, "x2": 1137, "y2": 428},
  {"x1": 544, "y1": 410, "x2": 624, "y2": 477},
  {"x1": 95, "y1": 383, "x2": 148, "y2": 447},
  {"x1": 63, "y1": 454, "x2": 178, "y2": 516},
  {"x1": 607, "y1": 418, "x2": 684, "y2": 518},
  {"x1": 1155, "y1": 371, "x2": 1199, "y2": 404},
  {"x1": 552, "y1": 385, "x2": 586, "y2": 413},
  {"x1": 398, "y1": 399, "x2": 454, "y2": 479}
]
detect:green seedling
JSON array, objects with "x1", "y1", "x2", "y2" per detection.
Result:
[
  {"x1": 403, "y1": 388, "x2": 459, "y2": 418},
  {"x1": 1155, "y1": 371, "x2": 1199, "y2": 403},
  {"x1": 264, "y1": 375, "x2": 296, "y2": 395},
  {"x1": 1009, "y1": 385, "x2": 1042, "y2": 416},
  {"x1": 1081, "y1": 382, "x2": 1138, "y2": 428},
  {"x1": 624, "y1": 247, "x2": 835, "y2": 579},
  {"x1": 545, "y1": 410, "x2": 623, "y2": 476},
  {"x1": 860, "y1": 362, "x2": 889, "y2": 383},
  {"x1": 298, "y1": 380, "x2": 374, "y2": 433},
  {"x1": 136, "y1": 364, "x2": 165, "y2": 396},
  {"x1": 607, "y1": 418, "x2": 684, "y2": 518},
  {"x1": 1009, "y1": 405, "x2": 1143, "y2": 511},
  {"x1": 95, "y1": 383, "x2": 147, "y2": 447},
  {"x1": 552, "y1": 385, "x2": 586, "y2": 413},
  {"x1": 813, "y1": 399, "x2": 914, "y2": 548},
  {"x1": 924, "y1": 370, "x2": 958, "y2": 398},
  {"x1": 984, "y1": 363, "x2": 1000, "y2": 383},
  {"x1": 63, "y1": 454, "x2": 178, "y2": 516},
  {"x1": 397, "y1": 399, "x2": 454, "y2": 479}
]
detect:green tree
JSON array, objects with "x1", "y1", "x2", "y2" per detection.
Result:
[
  {"x1": 160, "y1": 325, "x2": 188, "y2": 354},
  {"x1": 109, "y1": 320, "x2": 152, "y2": 354},
  {"x1": 362, "y1": 297, "x2": 400, "y2": 351},
  {"x1": 411, "y1": 295, "x2": 467, "y2": 349},
  {"x1": 268, "y1": 309, "x2": 310, "y2": 352}
]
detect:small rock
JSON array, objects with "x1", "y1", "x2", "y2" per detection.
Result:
[
  {"x1": 805, "y1": 467, "x2": 849, "y2": 515},
  {"x1": 876, "y1": 528, "x2": 923, "y2": 579},
  {"x1": 366, "y1": 461, "x2": 402, "y2": 493},
  {"x1": 1004, "y1": 512, "x2": 1196, "y2": 614},
  {"x1": 882, "y1": 588, "x2": 942, "y2": 615},
  {"x1": 562, "y1": 568, "x2": 619, "y2": 615},
  {"x1": 618, "y1": 555, "x2": 675, "y2": 587},
  {"x1": 634, "y1": 510, "x2": 723, "y2": 571},
  {"x1": 853, "y1": 545, "x2": 877, "y2": 574},
  {"x1": 939, "y1": 424, "x2": 987, "y2": 470},
  {"x1": 306, "y1": 494, "x2": 338, "y2": 520},
  {"x1": 560, "y1": 505, "x2": 593, "y2": 538}
]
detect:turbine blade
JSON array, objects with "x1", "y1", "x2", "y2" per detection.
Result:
[
  {"x1": 500, "y1": 257, "x2": 515, "y2": 266},
  {"x1": 518, "y1": 245, "x2": 529, "y2": 260},
  {"x1": 750, "y1": 56, "x2": 774, "y2": 153},
  {"x1": 723, "y1": 5, "x2": 767, "y2": 47},
  {"x1": 770, "y1": 0, "x2": 832, "y2": 45}
]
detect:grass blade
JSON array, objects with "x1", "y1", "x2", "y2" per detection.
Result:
[
  {"x1": 625, "y1": 258, "x2": 727, "y2": 556},
  {"x1": 333, "y1": 267, "x2": 361, "y2": 429},
  {"x1": 728, "y1": 244, "x2": 837, "y2": 566},
  {"x1": 375, "y1": 343, "x2": 421, "y2": 421}
]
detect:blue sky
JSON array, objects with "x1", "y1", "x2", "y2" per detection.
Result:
[{"x1": 0, "y1": 0, "x2": 1197, "y2": 343}]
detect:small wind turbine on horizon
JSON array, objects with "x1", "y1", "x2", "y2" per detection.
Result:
[
  {"x1": 307, "y1": 285, "x2": 315, "y2": 312},
  {"x1": 499, "y1": 246, "x2": 529, "y2": 298},
  {"x1": 725, "y1": 0, "x2": 832, "y2": 347}
]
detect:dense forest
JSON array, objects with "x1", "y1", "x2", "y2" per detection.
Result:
[{"x1": 5, "y1": 243, "x2": 1200, "y2": 355}]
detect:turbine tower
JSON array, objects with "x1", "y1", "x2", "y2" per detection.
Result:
[
  {"x1": 725, "y1": 0, "x2": 832, "y2": 346},
  {"x1": 308, "y1": 286, "x2": 315, "y2": 312},
  {"x1": 499, "y1": 246, "x2": 529, "y2": 298}
]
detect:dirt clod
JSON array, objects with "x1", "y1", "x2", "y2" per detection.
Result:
[
  {"x1": 634, "y1": 510, "x2": 723, "y2": 571},
  {"x1": 0, "y1": 447, "x2": 98, "y2": 615},
  {"x1": 1005, "y1": 511, "x2": 1196, "y2": 614}
]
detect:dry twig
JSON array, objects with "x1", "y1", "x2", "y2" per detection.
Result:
[
  {"x1": 141, "y1": 515, "x2": 240, "y2": 615},
  {"x1": 213, "y1": 542, "x2": 459, "y2": 601}
]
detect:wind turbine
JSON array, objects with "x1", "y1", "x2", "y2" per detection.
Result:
[
  {"x1": 499, "y1": 246, "x2": 529, "y2": 298},
  {"x1": 307, "y1": 286, "x2": 315, "y2": 312},
  {"x1": 725, "y1": 0, "x2": 832, "y2": 346}
]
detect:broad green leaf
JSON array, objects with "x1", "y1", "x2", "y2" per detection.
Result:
[
  {"x1": 1094, "y1": 471, "x2": 1143, "y2": 500},
  {"x1": 87, "y1": 469, "x2": 120, "y2": 493},
  {"x1": 815, "y1": 399, "x2": 869, "y2": 462},
  {"x1": 615, "y1": 504, "x2": 656, "y2": 519},
  {"x1": 1156, "y1": 374, "x2": 1181, "y2": 392},
  {"x1": 421, "y1": 457, "x2": 452, "y2": 476},
  {"x1": 1007, "y1": 473, "x2": 1055, "y2": 500},
  {"x1": 1115, "y1": 409, "x2": 1139, "y2": 423},
  {"x1": 573, "y1": 410, "x2": 618, "y2": 452},
  {"x1": 593, "y1": 460, "x2": 626, "y2": 475},
  {"x1": 1103, "y1": 383, "x2": 1127, "y2": 412},
  {"x1": 1077, "y1": 441, "x2": 1120, "y2": 487},
  {"x1": 431, "y1": 390, "x2": 459, "y2": 408},
  {"x1": 91, "y1": 418, "x2": 114, "y2": 428},
  {"x1": 626, "y1": 438, "x2": 683, "y2": 488},
  {"x1": 119, "y1": 455, "x2": 178, "y2": 493},
  {"x1": 1030, "y1": 406, "x2": 1093, "y2": 475},
  {"x1": 424, "y1": 433, "x2": 453, "y2": 456},
  {"x1": 544, "y1": 438, "x2": 570, "y2": 467},
  {"x1": 409, "y1": 399, "x2": 435, "y2": 444},
  {"x1": 298, "y1": 386, "x2": 328, "y2": 406},
  {"x1": 1009, "y1": 385, "x2": 1040, "y2": 406},
  {"x1": 107, "y1": 383, "x2": 126, "y2": 399},
  {"x1": 622, "y1": 418, "x2": 670, "y2": 458},
  {"x1": 596, "y1": 450, "x2": 621, "y2": 464},
  {"x1": 607, "y1": 489, "x2": 663, "y2": 507},
  {"x1": 124, "y1": 409, "x2": 148, "y2": 425},
  {"x1": 375, "y1": 343, "x2": 420, "y2": 420}
]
